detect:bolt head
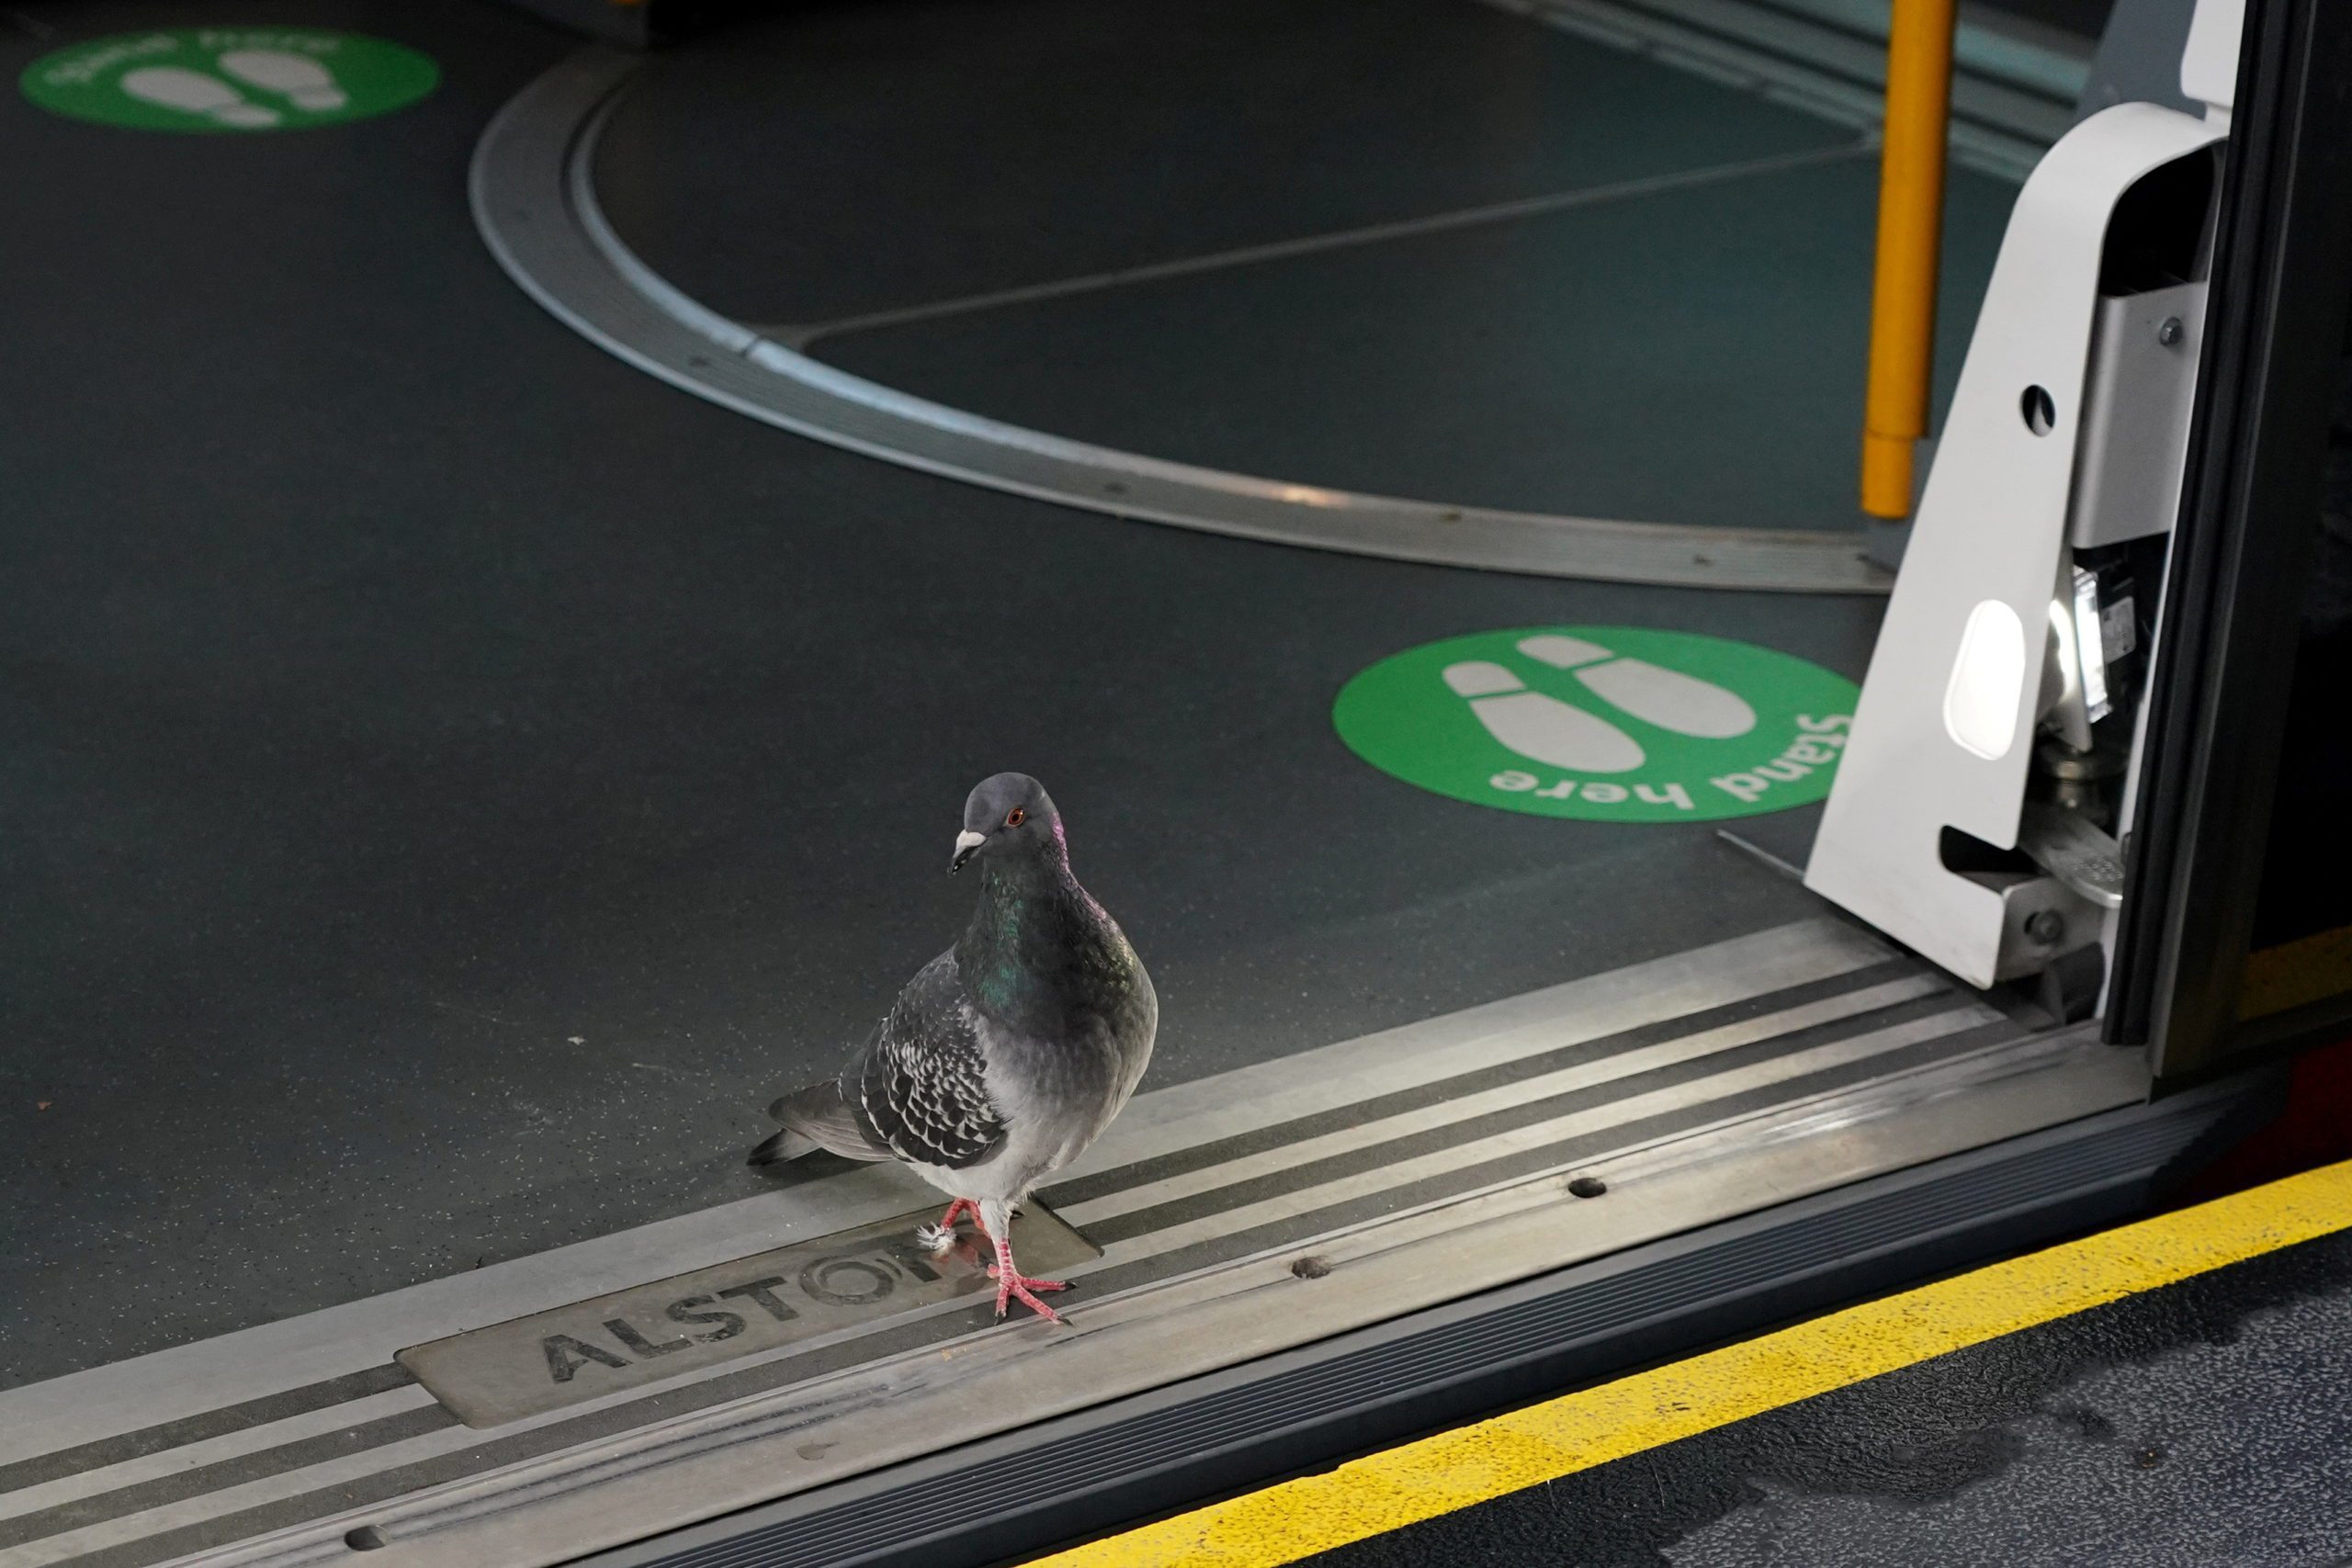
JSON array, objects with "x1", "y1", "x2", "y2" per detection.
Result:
[
  {"x1": 2157, "y1": 316, "x2": 2184, "y2": 347},
  {"x1": 2025, "y1": 910, "x2": 2066, "y2": 945}
]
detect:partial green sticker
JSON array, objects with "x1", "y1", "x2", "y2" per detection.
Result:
[
  {"x1": 1333, "y1": 626, "x2": 1860, "y2": 822},
  {"x1": 21, "y1": 29, "x2": 436, "y2": 132}
]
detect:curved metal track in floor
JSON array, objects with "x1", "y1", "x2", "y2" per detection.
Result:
[{"x1": 471, "y1": 49, "x2": 1889, "y2": 593}]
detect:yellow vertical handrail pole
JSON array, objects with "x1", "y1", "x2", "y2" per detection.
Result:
[{"x1": 1861, "y1": 0, "x2": 1960, "y2": 519}]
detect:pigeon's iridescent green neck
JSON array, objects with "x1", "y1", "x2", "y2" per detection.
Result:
[{"x1": 956, "y1": 838, "x2": 1119, "y2": 1037}]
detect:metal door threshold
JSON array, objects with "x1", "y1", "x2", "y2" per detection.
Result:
[
  {"x1": 585, "y1": 1073, "x2": 2270, "y2": 1568},
  {"x1": 0, "y1": 921, "x2": 2199, "y2": 1568}
]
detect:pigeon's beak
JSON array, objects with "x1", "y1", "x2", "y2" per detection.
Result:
[{"x1": 949, "y1": 829, "x2": 985, "y2": 874}]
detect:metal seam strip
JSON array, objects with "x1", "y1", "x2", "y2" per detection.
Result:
[
  {"x1": 469, "y1": 50, "x2": 1892, "y2": 592},
  {"x1": 1087, "y1": 1019, "x2": 2024, "y2": 1261},
  {"x1": 774, "y1": 140, "x2": 1873, "y2": 346},
  {"x1": 1078, "y1": 991, "x2": 1975, "y2": 1244},
  {"x1": 1041, "y1": 957, "x2": 1923, "y2": 1207},
  {"x1": 0, "y1": 1365, "x2": 415, "y2": 1498},
  {"x1": 1054, "y1": 973, "x2": 1952, "y2": 1227},
  {"x1": 0, "y1": 1389, "x2": 439, "y2": 1530},
  {"x1": 0, "y1": 1407, "x2": 456, "y2": 1551},
  {"x1": 1080, "y1": 921, "x2": 1894, "y2": 1169}
]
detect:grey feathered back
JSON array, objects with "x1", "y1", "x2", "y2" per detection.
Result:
[
  {"x1": 842, "y1": 952, "x2": 1007, "y2": 1167},
  {"x1": 752, "y1": 952, "x2": 1011, "y2": 1168}
]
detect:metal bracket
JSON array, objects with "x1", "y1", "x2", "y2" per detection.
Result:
[{"x1": 1805, "y1": 104, "x2": 2224, "y2": 989}]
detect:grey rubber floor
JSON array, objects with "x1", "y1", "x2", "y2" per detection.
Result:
[
  {"x1": 594, "y1": 0, "x2": 1861, "y2": 327},
  {"x1": 594, "y1": 0, "x2": 2018, "y2": 529},
  {"x1": 0, "y1": 0, "x2": 1876, "y2": 1384},
  {"x1": 814, "y1": 152, "x2": 2017, "y2": 528}
]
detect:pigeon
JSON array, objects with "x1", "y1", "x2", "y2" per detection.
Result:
[{"x1": 749, "y1": 773, "x2": 1157, "y2": 1323}]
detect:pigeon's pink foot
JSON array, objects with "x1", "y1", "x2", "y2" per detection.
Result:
[
  {"x1": 937, "y1": 1197, "x2": 978, "y2": 1232},
  {"x1": 978, "y1": 1223, "x2": 1069, "y2": 1323},
  {"x1": 988, "y1": 1264, "x2": 1069, "y2": 1323}
]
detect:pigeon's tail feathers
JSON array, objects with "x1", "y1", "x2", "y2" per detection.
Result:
[
  {"x1": 745, "y1": 1126, "x2": 807, "y2": 1167},
  {"x1": 754, "y1": 1080, "x2": 894, "y2": 1165}
]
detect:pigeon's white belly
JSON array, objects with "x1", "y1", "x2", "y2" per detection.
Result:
[
  {"x1": 899, "y1": 1124, "x2": 1080, "y2": 1204},
  {"x1": 902, "y1": 1148, "x2": 1036, "y2": 1205}
]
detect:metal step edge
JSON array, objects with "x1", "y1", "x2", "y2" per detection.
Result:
[{"x1": 571, "y1": 1059, "x2": 2276, "y2": 1568}]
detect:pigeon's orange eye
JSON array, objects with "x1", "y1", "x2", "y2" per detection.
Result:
[{"x1": 1005, "y1": 807, "x2": 1026, "y2": 828}]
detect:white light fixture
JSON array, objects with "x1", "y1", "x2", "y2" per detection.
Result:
[{"x1": 1943, "y1": 599, "x2": 2027, "y2": 761}]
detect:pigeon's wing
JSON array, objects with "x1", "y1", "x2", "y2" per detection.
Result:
[{"x1": 845, "y1": 952, "x2": 1008, "y2": 1169}]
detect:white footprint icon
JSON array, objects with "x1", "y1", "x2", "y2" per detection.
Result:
[
  {"x1": 1443, "y1": 660, "x2": 1645, "y2": 773},
  {"x1": 120, "y1": 66, "x2": 279, "y2": 127},
  {"x1": 216, "y1": 50, "x2": 348, "y2": 112},
  {"x1": 1516, "y1": 635, "x2": 1757, "y2": 739}
]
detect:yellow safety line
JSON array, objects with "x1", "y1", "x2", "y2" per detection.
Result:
[{"x1": 1031, "y1": 1157, "x2": 2352, "y2": 1568}]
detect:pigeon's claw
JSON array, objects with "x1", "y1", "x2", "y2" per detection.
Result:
[
  {"x1": 986, "y1": 1266, "x2": 1069, "y2": 1290},
  {"x1": 977, "y1": 1196, "x2": 1070, "y2": 1324},
  {"x1": 990, "y1": 1269, "x2": 1069, "y2": 1324}
]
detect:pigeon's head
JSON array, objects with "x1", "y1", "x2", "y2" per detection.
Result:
[{"x1": 951, "y1": 773, "x2": 1063, "y2": 874}]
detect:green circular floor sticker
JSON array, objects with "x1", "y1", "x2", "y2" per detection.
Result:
[
  {"x1": 1334, "y1": 626, "x2": 1860, "y2": 822},
  {"x1": 22, "y1": 29, "x2": 436, "y2": 132}
]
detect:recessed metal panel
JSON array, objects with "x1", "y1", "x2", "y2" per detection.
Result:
[{"x1": 398, "y1": 1209, "x2": 1097, "y2": 1427}]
